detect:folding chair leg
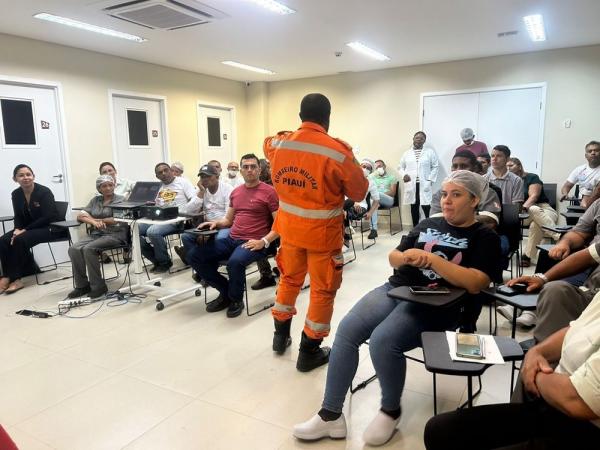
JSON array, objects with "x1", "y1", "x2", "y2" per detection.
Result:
[{"x1": 433, "y1": 373, "x2": 437, "y2": 415}]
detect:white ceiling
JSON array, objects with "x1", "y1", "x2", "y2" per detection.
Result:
[{"x1": 1, "y1": 0, "x2": 600, "y2": 82}]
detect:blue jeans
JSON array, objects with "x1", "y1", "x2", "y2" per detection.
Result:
[
  {"x1": 371, "y1": 192, "x2": 394, "y2": 230},
  {"x1": 322, "y1": 282, "x2": 462, "y2": 413},
  {"x1": 188, "y1": 235, "x2": 270, "y2": 302},
  {"x1": 138, "y1": 222, "x2": 181, "y2": 266},
  {"x1": 181, "y1": 228, "x2": 230, "y2": 253}
]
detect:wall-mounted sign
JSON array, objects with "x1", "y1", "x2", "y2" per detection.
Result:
[
  {"x1": 41, "y1": 120, "x2": 50, "y2": 129},
  {"x1": 223, "y1": 133, "x2": 228, "y2": 140},
  {"x1": 152, "y1": 130, "x2": 158, "y2": 137}
]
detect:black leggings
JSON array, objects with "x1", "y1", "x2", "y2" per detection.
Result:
[
  {"x1": 424, "y1": 399, "x2": 600, "y2": 450},
  {"x1": 410, "y1": 182, "x2": 430, "y2": 226},
  {"x1": 0, "y1": 228, "x2": 61, "y2": 281}
]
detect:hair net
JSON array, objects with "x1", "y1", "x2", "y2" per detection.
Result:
[
  {"x1": 96, "y1": 174, "x2": 114, "y2": 192},
  {"x1": 442, "y1": 170, "x2": 484, "y2": 200},
  {"x1": 171, "y1": 161, "x2": 184, "y2": 172},
  {"x1": 360, "y1": 158, "x2": 375, "y2": 171},
  {"x1": 460, "y1": 128, "x2": 475, "y2": 140}
]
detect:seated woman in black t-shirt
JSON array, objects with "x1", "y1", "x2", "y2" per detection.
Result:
[
  {"x1": 0, "y1": 164, "x2": 63, "y2": 294},
  {"x1": 293, "y1": 170, "x2": 501, "y2": 446}
]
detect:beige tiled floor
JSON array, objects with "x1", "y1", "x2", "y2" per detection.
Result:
[{"x1": 0, "y1": 227, "x2": 535, "y2": 449}]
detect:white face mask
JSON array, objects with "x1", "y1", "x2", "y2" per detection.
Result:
[
  {"x1": 362, "y1": 168, "x2": 371, "y2": 177},
  {"x1": 228, "y1": 169, "x2": 238, "y2": 177},
  {"x1": 376, "y1": 167, "x2": 385, "y2": 176}
]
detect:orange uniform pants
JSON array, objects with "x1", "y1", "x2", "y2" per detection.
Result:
[{"x1": 272, "y1": 241, "x2": 343, "y2": 339}]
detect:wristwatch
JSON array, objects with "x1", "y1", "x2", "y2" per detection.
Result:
[
  {"x1": 533, "y1": 273, "x2": 549, "y2": 283},
  {"x1": 261, "y1": 237, "x2": 270, "y2": 248}
]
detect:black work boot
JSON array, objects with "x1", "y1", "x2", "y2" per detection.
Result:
[
  {"x1": 296, "y1": 331, "x2": 331, "y2": 372},
  {"x1": 273, "y1": 319, "x2": 292, "y2": 355}
]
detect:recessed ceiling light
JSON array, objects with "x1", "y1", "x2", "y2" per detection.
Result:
[
  {"x1": 248, "y1": 0, "x2": 296, "y2": 15},
  {"x1": 346, "y1": 42, "x2": 390, "y2": 61},
  {"x1": 34, "y1": 12, "x2": 146, "y2": 42},
  {"x1": 222, "y1": 61, "x2": 275, "y2": 75},
  {"x1": 523, "y1": 14, "x2": 546, "y2": 42}
]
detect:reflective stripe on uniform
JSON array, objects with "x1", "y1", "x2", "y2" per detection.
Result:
[
  {"x1": 279, "y1": 200, "x2": 343, "y2": 219},
  {"x1": 305, "y1": 318, "x2": 331, "y2": 333},
  {"x1": 271, "y1": 139, "x2": 346, "y2": 163},
  {"x1": 272, "y1": 302, "x2": 295, "y2": 313}
]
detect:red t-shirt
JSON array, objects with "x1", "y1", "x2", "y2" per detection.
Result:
[
  {"x1": 455, "y1": 140, "x2": 488, "y2": 157},
  {"x1": 230, "y1": 182, "x2": 279, "y2": 240}
]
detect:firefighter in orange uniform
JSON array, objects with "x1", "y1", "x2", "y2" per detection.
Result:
[{"x1": 264, "y1": 93, "x2": 368, "y2": 372}]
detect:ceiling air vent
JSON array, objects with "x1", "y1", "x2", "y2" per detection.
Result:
[{"x1": 102, "y1": 0, "x2": 227, "y2": 30}]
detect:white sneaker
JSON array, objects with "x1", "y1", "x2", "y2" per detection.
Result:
[
  {"x1": 293, "y1": 413, "x2": 347, "y2": 440},
  {"x1": 516, "y1": 311, "x2": 537, "y2": 327},
  {"x1": 363, "y1": 411, "x2": 400, "y2": 446},
  {"x1": 497, "y1": 305, "x2": 514, "y2": 321}
]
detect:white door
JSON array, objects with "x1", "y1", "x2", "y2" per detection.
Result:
[
  {"x1": 197, "y1": 105, "x2": 233, "y2": 166},
  {"x1": 112, "y1": 95, "x2": 167, "y2": 181},
  {"x1": 422, "y1": 92, "x2": 479, "y2": 191},
  {"x1": 478, "y1": 88, "x2": 544, "y2": 173},
  {"x1": 422, "y1": 85, "x2": 545, "y2": 178},
  {"x1": 0, "y1": 81, "x2": 70, "y2": 266}
]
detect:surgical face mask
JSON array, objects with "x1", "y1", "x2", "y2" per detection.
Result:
[
  {"x1": 376, "y1": 167, "x2": 385, "y2": 176},
  {"x1": 228, "y1": 169, "x2": 238, "y2": 177},
  {"x1": 363, "y1": 168, "x2": 371, "y2": 177}
]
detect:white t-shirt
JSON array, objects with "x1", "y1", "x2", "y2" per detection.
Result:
[
  {"x1": 203, "y1": 181, "x2": 234, "y2": 221},
  {"x1": 223, "y1": 175, "x2": 244, "y2": 189},
  {"x1": 567, "y1": 163, "x2": 600, "y2": 196},
  {"x1": 556, "y1": 291, "x2": 600, "y2": 427},
  {"x1": 359, "y1": 178, "x2": 381, "y2": 209},
  {"x1": 156, "y1": 176, "x2": 197, "y2": 213}
]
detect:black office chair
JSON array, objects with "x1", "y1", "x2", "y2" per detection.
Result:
[
  {"x1": 377, "y1": 182, "x2": 403, "y2": 235},
  {"x1": 499, "y1": 204, "x2": 522, "y2": 278}
]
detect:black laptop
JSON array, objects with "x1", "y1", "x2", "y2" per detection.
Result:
[{"x1": 112, "y1": 181, "x2": 161, "y2": 209}]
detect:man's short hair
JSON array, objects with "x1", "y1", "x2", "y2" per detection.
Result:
[
  {"x1": 453, "y1": 150, "x2": 477, "y2": 170},
  {"x1": 586, "y1": 140, "x2": 600, "y2": 149},
  {"x1": 478, "y1": 153, "x2": 491, "y2": 163},
  {"x1": 414, "y1": 131, "x2": 427, "y2": 139},
  {"x1": 493, "y1": 145, "x2": 511, "y2": 158},
  {"x1": 299, "y1": 93, "x2": 331, "y2": 125},
  {"x1": 240, "y1": 153, "x2": 260, "y2": 165},
  {"x1": 99, "y1": 161, "x2": 115, "y2": 173},
  {"x1": 155, "y1": 162, "x2": 170, "y2": 172}
]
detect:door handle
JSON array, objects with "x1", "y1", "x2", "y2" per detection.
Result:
[{"x1": 52, "y1": 174, "x2": 63, "y2": 183}]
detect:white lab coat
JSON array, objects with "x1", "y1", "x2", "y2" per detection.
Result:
[{"x1": 398, "y1": 147, "x2": 440, "y2": 205}]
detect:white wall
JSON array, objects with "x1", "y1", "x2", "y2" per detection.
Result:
[{"x1": 0, "y1": 33, "x2": 247, "y2": 205}]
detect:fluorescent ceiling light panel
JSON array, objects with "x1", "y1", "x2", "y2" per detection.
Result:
[
  {"x1": 346, "y1": 41, "x2": 390, "y2": 61},
  {"x1": 34, "y1": 12, "x2": 147, "y2": 42},
  {"x1": 222, "y1": 61, "x2": 275, "y2": 74},
  {"x1": 248, "y1": 0, "x2": 296, "y2": 15},
  {"x1": 523, "y1": 14, "x2": 546, "y2": 41}
]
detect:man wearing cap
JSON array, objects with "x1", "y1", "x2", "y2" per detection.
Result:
[
  {"x1": 264, "y1": 93, "x2": 368, "y2": 372},
  {"x1": 138, "y1": 162, "x2": 198, "y2": 273},
  {"x1": 456, "y1": 128, "x2": 489, "y2": 157},
  {"x1": 175, "y1": 164, "x2": 234, "y2": 264}
]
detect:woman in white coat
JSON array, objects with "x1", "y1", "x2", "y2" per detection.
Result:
[{"x1": 399, "y1": 131, "x2": 440, "y2": 226}]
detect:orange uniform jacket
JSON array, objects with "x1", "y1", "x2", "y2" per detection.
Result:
[{"x1": 264, "y1": 122, "x2": 368, "y2": 251}]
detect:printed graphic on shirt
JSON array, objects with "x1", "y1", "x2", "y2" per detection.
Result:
[
  {"x1": 417, "y1": 227, "x2": 466, "y2": 280},
  {"x1": 273, "y1": 165, "x2": 318, "y2": 190},
  {"x1": 157, "y1": 189, "x2": 177, "y2": 204}
]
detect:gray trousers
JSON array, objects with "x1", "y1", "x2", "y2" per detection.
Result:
[
  {"x1": 68, "y1": 235, "x2": 126, "y2": 290},
  {"x1": 534, "y1": 280, "x2": 595, "y2": 342}
]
